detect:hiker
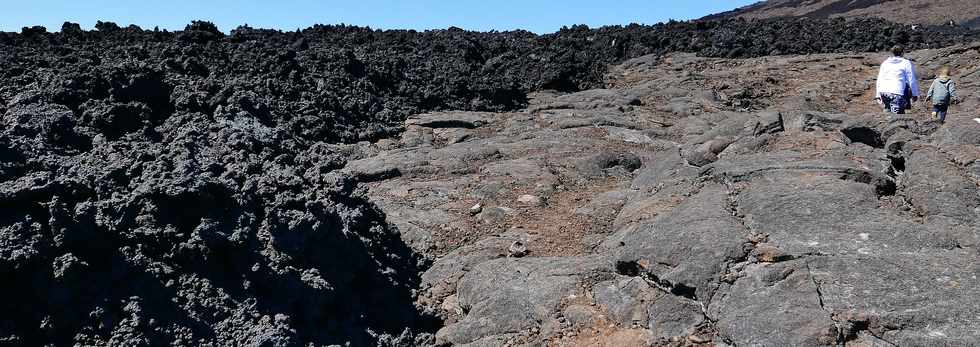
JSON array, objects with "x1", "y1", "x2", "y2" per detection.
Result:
[
  {"x1": 875, "y1": 45, "x2": 919, "y2": 114},
  {"x1": 926, "y1": 65, "x2": 958, "y2": 123}
]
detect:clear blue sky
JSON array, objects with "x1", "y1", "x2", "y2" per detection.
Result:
[{"x1": 2, "y1": 1, "x2": 757, "y2": 34}]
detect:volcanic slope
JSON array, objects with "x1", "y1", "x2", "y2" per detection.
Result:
[
  {"x1": 709, "y1": 0, "x2": 980, "y2": 28},
  {"x1": 358, "y1": 44, "x2": 980, "y2": 345},
  {"x1": 0, "y1": 19, "x2": 979, "y2": 346}
]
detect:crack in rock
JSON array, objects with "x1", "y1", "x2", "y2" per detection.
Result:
[{"x1": 805, "y1": 261, "x2": 843, "y2": 345}]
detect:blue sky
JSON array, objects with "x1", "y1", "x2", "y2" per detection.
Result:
[{"x1": 2, "y1": 1, "x2": 757, "y2": 34}]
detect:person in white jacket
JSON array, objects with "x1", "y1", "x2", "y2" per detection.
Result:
[{"x1": 875, "y1": 45, "x2": 919, "y2": 114}]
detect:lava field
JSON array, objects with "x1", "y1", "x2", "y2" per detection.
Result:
[{"x1": 0, "y1": 17, "x2": 977, "y2": 346}]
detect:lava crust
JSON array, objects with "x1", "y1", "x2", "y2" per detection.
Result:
[{"x1": 0, "y1": 18, "x2": 977, "y2": 346}]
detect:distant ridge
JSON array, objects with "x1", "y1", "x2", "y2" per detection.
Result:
[{"x1": 704, "y1": 0, "x2": 980, "y2": 28}]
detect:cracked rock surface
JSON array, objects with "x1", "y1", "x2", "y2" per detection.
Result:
[
  {"x1": 2, "y1": 17, "x2": 980, "y2": 347},
  {"x1": 359, "y1": 46, "x2": 980, "y2": 345}
]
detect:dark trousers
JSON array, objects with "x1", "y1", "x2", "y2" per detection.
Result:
[
  {"x1": 881, "y1": 93, "x2": 907, "y2": 114},
  {"x1": 933, "y1": 104, "x2": 949, "y2": 122}
]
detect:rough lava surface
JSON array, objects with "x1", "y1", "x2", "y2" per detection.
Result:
[{"x1": 1, "y1": 17, "x2": 979, "y2": 347}]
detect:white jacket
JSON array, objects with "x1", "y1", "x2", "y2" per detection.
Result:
[{"x1": 876, "y1": 56, "x2": 919, "y2": 97}]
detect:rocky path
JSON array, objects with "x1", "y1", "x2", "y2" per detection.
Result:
[{"x1": 347, "y1": 45, "x2": 980, "y2": 346}]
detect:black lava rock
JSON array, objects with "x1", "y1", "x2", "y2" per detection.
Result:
[{"x1": 0, "y1": 17, "x2": 975, "y2": 346}]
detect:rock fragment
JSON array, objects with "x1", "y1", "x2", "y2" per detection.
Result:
[
  {"x1": 508, "y1": 241, "x2": 529, "y2": 258},
  {"x1": 517, "y1": 194, "x2": 544, "y2": 206},
  {"x1": 752, "y1": 111, "x2": 785, "y2": 136}
]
